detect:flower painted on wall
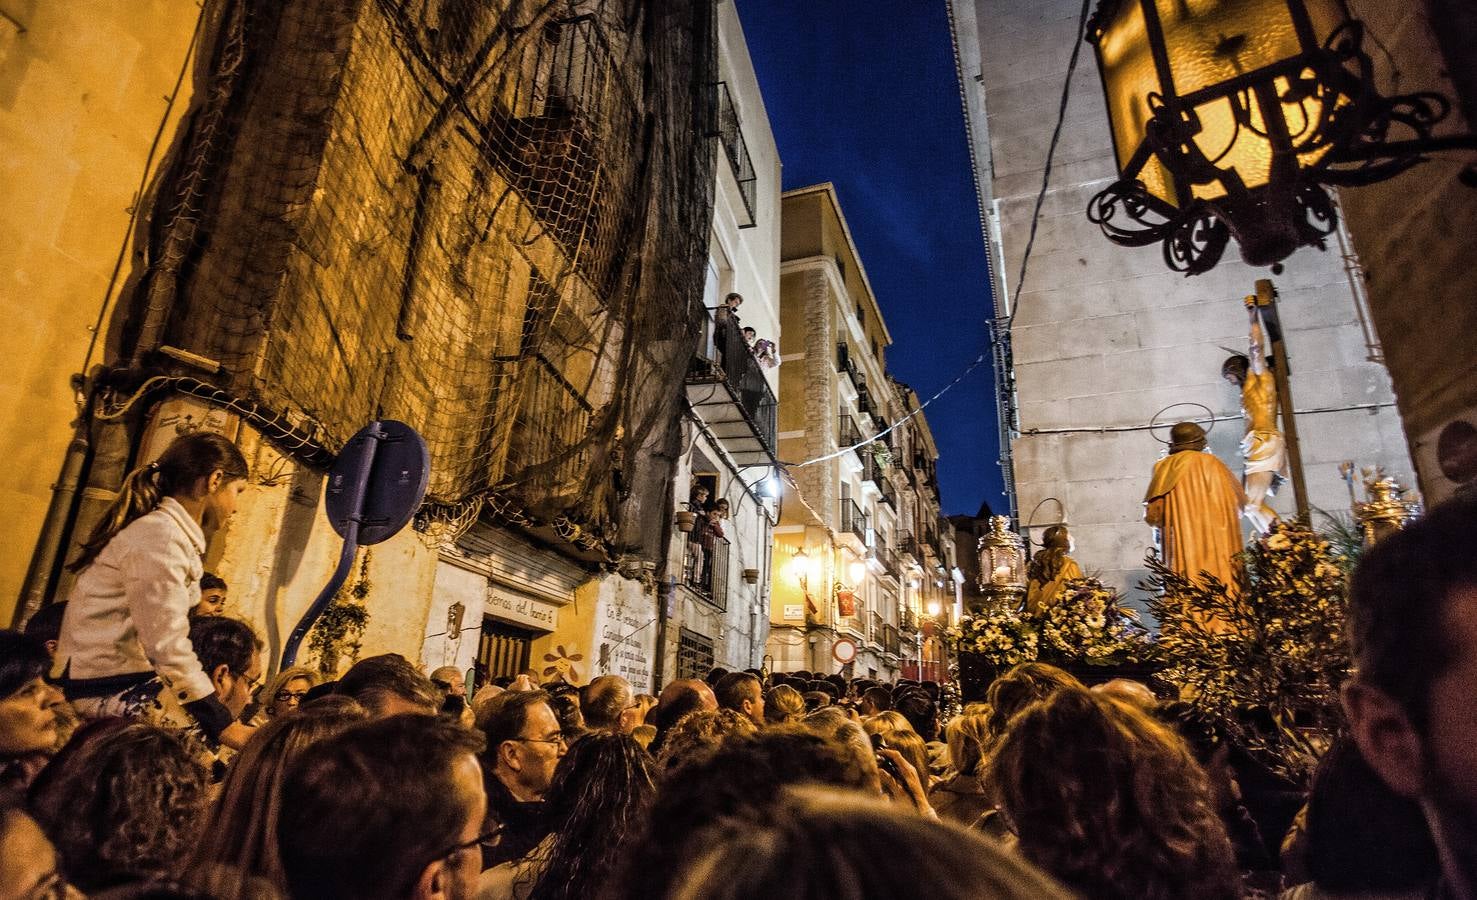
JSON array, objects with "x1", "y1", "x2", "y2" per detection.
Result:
[{"x1": 542, "y1": 645, "x2": 583, "y2": 683}]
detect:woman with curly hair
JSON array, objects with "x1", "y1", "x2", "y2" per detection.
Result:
[
  {"x1": 990, "y1": 687, "x2": 1242, "y2": 900},
  {"x1": 656, "y1": 708, "x2": 757, "y2": 776},
  {"x1": 28, "y1": 718, "x2": 208, "y2": 892},
  {"x1": 481, "y1": 732, "x2": 657, "y2": 900},
  {"x1": 186, "y1": 695, "x2": 369, "y2": 897}
]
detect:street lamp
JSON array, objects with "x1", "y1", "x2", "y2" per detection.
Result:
[{"x1": 1085, "y1": 0, "x2": 1476, "y2": 275}]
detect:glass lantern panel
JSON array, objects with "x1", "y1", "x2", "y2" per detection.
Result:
[
  {"x1": 1188, "y1": 91, "x2": 1273, "y2": 197},
  {"x1": 1098, "y1": 0, "x2": 1161, "y2": 181},
  {"x1": 1155, "y1": 0, "x2": 1301, "y2": 99}
]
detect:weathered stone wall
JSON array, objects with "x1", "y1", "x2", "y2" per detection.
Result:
[
  {"x1": 952, "y1": 0, "x2": 1415, "y2": 602},
  {"x1": 0, "y1": 1, "x2": 204, "y2": 622},
  {"x1": 1336, "y1": 1, "x2": 1477, "y2": 503}
]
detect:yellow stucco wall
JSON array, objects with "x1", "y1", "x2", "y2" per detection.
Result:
[{"x1": 0, "y1": 2, "x2": 205, "y2": 623}]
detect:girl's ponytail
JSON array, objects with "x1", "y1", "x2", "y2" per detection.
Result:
[{"x1": 68, "y1": 431, "x2": 248, "y2": 573}]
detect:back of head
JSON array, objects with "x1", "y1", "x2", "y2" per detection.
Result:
[
  {"x1": 945, "y1": 713, "x2": 991, "y2": 778},
  {"x1": 278, "y1": 715, "x2": 485, "y2": 900},
  {"x1": 1349, "y1": 496, "x2": 1477, "y2": 730},
  {"x1": 654, "y1": 787, "x2": 1071, "y2": 900},
  {"x1": 802, "y1": 690, "x2": 830, "y2": 711},
  {"x1": 30, "y1": 720, "x2": 208, "y2": 891},
  {"x1": 187, "y1": 615, "x2": 261, "y2": 675},
  {"x1": 20, "y1": 603, "x2": 67, "y2": 648},
  {"x1": 580, "y1": 675, "x2": 633, "y2": 731},
  {"x1": 192, "y1": 696, "x2": 370, "y2": 886},
  {"x1": 704, "y1": 667, "x2": 729, "y2": 687},
  {"x1": 532, "y1": 733, "x2": 657, "y2": 900},
  {"x1": 657, "y1": 708, "x2": 757, "y2": 775},
  {"x1": 0, "y1": 630, "x2": 50, "y2": 701},
  {"x1": 714, "y1": 671, "x2": 761, "y2": 713},
  {"x1": 893, "y1": 691, "x2": 939, "y2": 742},
  {"x1": 860, "y1": 686, "x2": 892, "y2": 713},
  {"x1": 986, "y1": 662, "x2": 1084, "y2": 738},
  {"x1": 764, "y1": 684, "x2": 806, "y2": 724},
  {"x1": 619, "y1": 728, "x2": 874, "y2": 900},
  {"x1": 1302, "y1": 740, "x2": 1439, "y2": 892},
  {"x1": 877, "y1": 729, "x2": 930, "y2": 787},
  {"x1": 335, "y1": 654, "x2": 438, "y2": 718},
  {"x1": 861, "y1": 710, "x2": 911, "y2": 738},
  {"x1": 990, "y1": 688, "x2": 1240, "y2": 900}
]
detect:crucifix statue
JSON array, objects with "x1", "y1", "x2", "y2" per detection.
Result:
[{"x1": 1222, "y1": 296, "x2": 1289, "y2": 533}]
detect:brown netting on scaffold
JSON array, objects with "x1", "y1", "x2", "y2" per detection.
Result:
[{"x1": 120, "y1": 0, "x2": 718, "y2": 552}]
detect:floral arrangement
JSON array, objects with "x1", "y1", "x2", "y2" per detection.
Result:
[
  {"x1": 1037, "y1": 578, "x2": 1148, "y2": 665},
  {"x1": 949, "y1": 578, "x2": 1148, "y2": 671},
  {"x1": 1146, "y1": 519, "x2": 1352, "y2": 778},
  {"x1": 947, "y1": 603, "x2": 1038, "y2": 669}
]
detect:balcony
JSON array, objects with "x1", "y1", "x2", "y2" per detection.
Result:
[
  {"x1": 856, "y1": 384, "x2": 873, "y2": 416},
  {"x1": 861, "y1": 451, "x2": 886, "y2": 488},
  {"x1": 871, "y1": 611, "x2": 885, "y2": 647},
  {"x1": 836, "y1": 343, "x2": 863, "y2": 392},
  {"x1": 878, "y1": 478, "x2": 897, "y2": 510},
  {"x1": 682, "y1": 530, "x2": 729, "y2": 611},
  {"x1": 883, "y1": 624, "x2": 901, "y2": 656},
  {"x1": 840, "y1": 498, "x2": 869, "y2": 545},
  {"x1": 838, "y1": 414, "x2": 863, "y2": 462},
  {"x1": 711, "y1": 82, "x2": 757, "y2": 228},
  {"x1": 686, "y1": 306, "x2": 778, "y2": 467},
  {"x1": 900, "y1": 606, "x2": 918, "y2": 636},
  {"x1": 877, "y1": 545, "x2": 900, "y2": 578},
  {"x1": 899, "y1": 532, "x2": 923, "y2": 564}
]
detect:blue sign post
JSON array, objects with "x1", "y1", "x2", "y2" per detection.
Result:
[{"x1": 280, "y1": 420, "x2": 430, "y2": 668}]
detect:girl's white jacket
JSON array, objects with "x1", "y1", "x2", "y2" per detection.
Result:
[{"x1": 53, "y1": 497, "x2": 216, "y2": 704}]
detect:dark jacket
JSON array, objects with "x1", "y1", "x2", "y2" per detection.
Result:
[{"x1": 482, "y1": 771, "x2": 550, "y2": 869}]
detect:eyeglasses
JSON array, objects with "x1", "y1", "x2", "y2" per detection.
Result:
[
  {"x1": 510, "y1": 732, "x2": 566, "y2": 747},
  {"x1": 441, "y1": 825, "x2": 502, "y2": 859},
  {"x1": 274, "y1": 689, "x2": 309, "y2": 703}
]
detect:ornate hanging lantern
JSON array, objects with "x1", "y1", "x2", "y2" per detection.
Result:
[
  {"x1": 1085, "y1": 0, "x2": 1476, "y2": 275},
  {"x1": 976, "y1": 516, "x2": 1026, "y2": 611}
]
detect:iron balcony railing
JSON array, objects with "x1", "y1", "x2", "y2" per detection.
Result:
[
  {"x1": 899, "y1": 532, "x2": 923, "y2": 563},
  {"x1": 879, "y1": 478, "x2": 897, "y2": 510},
  {"x1": 862, "y1": 451, "x2": 886, "y2": 488},
  {"x1": 836, "y1": 341, "x2": 850, "y2": 373},
  {"x1": 900, "y1": 606, "x2": 918, "y2": 635},
  {"x1": 838, "y1": 414, "x2": 862, "y2": 459},
  {"x1": 683, "y1": 529, "x2": 729, "y2": 611},
  {"x1": 690, "y1": 306, "x2": 777, "y2": 453},
  {"x1": 712, "y1": 82, "x2": 757, "y2": 227},
  {"x1": 878, "y1": 545, "x2": 900, "y2": 577},
  {"x1": 883, "y1": 624, "x2": 901, "y2": 656},
  {"x1": 841, "y1": 498, "x2": 868, "y2": 544},
  {"x1": 871, "y1": 611, "x2": 885, "y2": 646}
]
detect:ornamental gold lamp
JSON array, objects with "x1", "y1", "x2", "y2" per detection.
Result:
[
  {"x1": 976, "y1": 516, "x2": 1027, "y2": 613},
  {"x1": 1085, "y1": 0, "x2": 1477, "y2": 275}
]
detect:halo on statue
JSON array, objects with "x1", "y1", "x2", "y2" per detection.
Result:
[{"x1": 1149, "y1": 403, "x2": 1217, "y2": 445}]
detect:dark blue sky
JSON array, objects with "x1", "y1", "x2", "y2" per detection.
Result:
[{"x1": 738, "y1": 0, "x2": 1005, "y2": 517}]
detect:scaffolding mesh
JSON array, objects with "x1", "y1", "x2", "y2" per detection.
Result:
[{"x1": 129, "y1": 0, "x2": 718, "y2": 548}]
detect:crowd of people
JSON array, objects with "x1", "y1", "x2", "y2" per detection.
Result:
[{"x1": 0, "y1": 438, "x2": 1475, "y2": 899}]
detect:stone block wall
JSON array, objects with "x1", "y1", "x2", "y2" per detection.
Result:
[{"x1": 955, "y1": 0, "x2": 1415, "y2": 602}]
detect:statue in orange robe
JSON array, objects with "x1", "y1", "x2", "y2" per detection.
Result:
[{"x1": 1144, "y1": 422, "x2": 1247, "y2": 595}]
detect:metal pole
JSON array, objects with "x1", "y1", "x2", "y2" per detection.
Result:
[
  {"x1": 1254, "y1": 279, "x2": 1310, "y2": 520},
  {"x1": 280, "y1": 421, "x2": 384, "y2": 668}
]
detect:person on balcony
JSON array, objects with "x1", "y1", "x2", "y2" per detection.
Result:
[{"x1": 743, "y1": 327, "x2": 778, "y2": 369}]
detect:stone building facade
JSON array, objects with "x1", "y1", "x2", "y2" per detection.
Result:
[
  {"x1": 766, "y1": 184, "x2": 958, "y2": 681},
  {"x1": 948, "y1": 0, "x2": 1417, "y2": 603},
  {"x1": 3, "y1": 0, "x2": 781, "y2": 694}
]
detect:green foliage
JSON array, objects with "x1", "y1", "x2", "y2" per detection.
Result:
[
  {"x1": 308, "y1": 550, "x2": 373, "y2": 677},
  {"x1": 1146, "y1": 520, "x2": 1350, "y2": 779}
]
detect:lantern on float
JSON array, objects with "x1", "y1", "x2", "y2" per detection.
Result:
[
  {"x1": 975, "y1": 516, "x2": 1026, "y2": 612},
  {"x1": 1085, "y1": 0, "x2": 1476, "y2": 275}
]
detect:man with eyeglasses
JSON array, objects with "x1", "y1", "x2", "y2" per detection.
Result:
[
  {"x1": 181, "y1": 615, "x2": 262, "y2": 776},
  {"x1": 278, "y1": 715, "x2": 487, "y2": 900},
  {"x1": 477, "y1": 688, "x2": 566, "y2": 867}
]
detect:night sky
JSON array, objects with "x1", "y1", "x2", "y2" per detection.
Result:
[{"x1": 738, "y1": 0, "x2": 1006, "y2": 518}]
